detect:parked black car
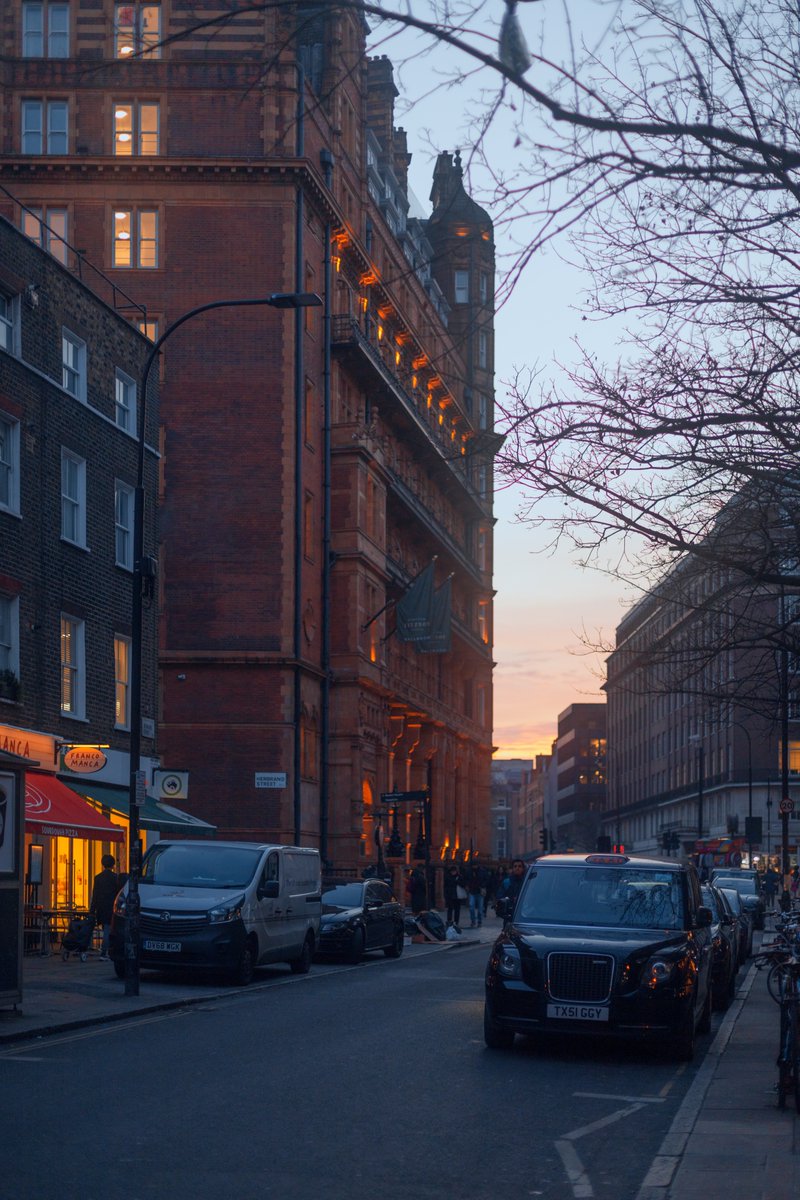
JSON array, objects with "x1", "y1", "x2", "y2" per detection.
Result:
[
  {"x1": 701, "y1": 883, "x2": 738, "y2": 1010},
  {"x1": 316, "y1": 879, "x2": 405, "y2": 963},
  {"x1": 717, "y1": 885, "x2": 753, "y2": 963},
  {"x1": 711, "y1": 869, "x2": 766, "y2": 930},
  {"x1": 484, "y1": 852, "x2": 714, "y2": 1060}
]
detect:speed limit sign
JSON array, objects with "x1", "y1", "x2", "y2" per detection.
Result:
[{"x1": 779, "y1": 797, "x2": 794, "y2": 815}]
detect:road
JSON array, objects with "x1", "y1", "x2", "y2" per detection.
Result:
[{"x1": 2, "y1": 940, "x2": 721, "y2": 1200}]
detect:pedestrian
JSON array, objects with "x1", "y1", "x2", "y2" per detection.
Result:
[
  {"x1": 763, "y1": 864, "x2": 779, "y2": 907},
  {"x1": 791, "y1": 866, "x2": 799, "y2": 902},
  {"x1": 443, "y1": 864, "x2": 465, "y2": 929},
  {"x1": 497, "y1": 858, "x2": 526, "y2": 915},
  {"x1": 466, "y1": 861, "x2": 488, "y2": 928},
  {"x1": 408, "y1": 866, "x2": 427, "y2": 915},
  {"x1": 89, "y1": 854, "x2": 120, "y2": 960},
  {"x1": 780, "y1": 886, "x2": 793, "y2": 913}
]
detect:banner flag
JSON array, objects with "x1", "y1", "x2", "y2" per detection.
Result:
[
  {"x1": 418, "y1": 576, "x2": 452, "y2": 654},
  {"x1": 395, "y1": 561, "x2": 436, "y2": 644}
]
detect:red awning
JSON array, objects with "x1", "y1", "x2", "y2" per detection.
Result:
[{"x1": 25, "y1": 773, "x2": 124, "y2": 843}]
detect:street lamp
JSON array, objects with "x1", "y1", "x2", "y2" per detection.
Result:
[
  {"x1": 689, "y1": 734, "x2": 705, "y2": 845},
  {"x1": 123, "y1": 291, "x2": 322, "y2": 997}
]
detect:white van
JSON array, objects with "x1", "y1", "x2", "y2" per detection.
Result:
[{"x1": 110, "y1": 840, "x2": 321, "y2": 984}]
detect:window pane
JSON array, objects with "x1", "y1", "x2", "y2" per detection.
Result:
[
  {"x1": 47, "y1": 101, "x2": 68, "y2": 153},
  {"x1": 0, "y1": 417, "x2": 13, "y2": 506},
  {"x1": 22, "y1": 101, "x2": 43, "y2": 154},
  {"x1": 23, "y1": 4, "x2": 44, "y2": 56},
  {"x1": 60, "y1": 616, "x2": 78, "y2": 712},
  {"x1": 138, "y1": 210, "x2": 158, "y2": 267},
  {"x1": 114, "y1": 104, "x2": 133, "y2": 156},
  {"x1": 115, "y1": 483, "x2": 133, "y2": 567},
  {"x1": 139, "y1": 103, "x2": 159, "y2": 154},
  {"x1": 49, "y1": 4, "x2": 69, "y2": 57},
  {"x1": 113, "y1": 210, "x2": 132, "y2": 266},
  {"x1": 115, "y1": 4, "x2": 136, "y2": 57},
  {"x1": 115, "y1": 370, "x2": 135, "y2": 431},
  {"x1": 62, "y1": 334, "x2": 81, "y2": 395},
  {"x1": 115, "y1": 636, "x2": 130, "y2": 726},
  {"x1": 0, "y1": 597, "x2": 11, "y2": 672},
  {"x1": 0, "y1": 298, "x2": 12, "y2": 353},
  {"x1": 141, "y1": 5, "x2": 161, "y2": 57},
  {"x1": 22, "y1": 208, "x2": 43, "y2": 246},
  {"x1": 47, "y1": 210, "x2": 68, "y2": 264}
]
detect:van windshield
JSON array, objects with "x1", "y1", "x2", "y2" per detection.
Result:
[
  {"x1": 142, "y1": 844, "x2": 263, "y2": 888},
  {"x1": 516, "y1": 867, "x2": 685, "y2": 930}
]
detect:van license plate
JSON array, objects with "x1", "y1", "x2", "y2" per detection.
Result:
[
  {"x1": 547, "y1": 1004, "x2": 609, "y2": 1021},
  {"x1": 143, "y1": 939, "x2": 181, "y2": 953}
]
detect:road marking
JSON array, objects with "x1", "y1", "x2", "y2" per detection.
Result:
[
  {"x1": 575, "y1": 1092, "x2": 665, "y2": 1104},
  {"x1": 555, "y1": 1140, "x2": 594, "y2": 1198},
  {"x1": 2, "y1": 1055, "x2": 45, "y2": 1061},
  {"x1": 564, "y1": 1102, "x2": 646, "y2": 1143}
]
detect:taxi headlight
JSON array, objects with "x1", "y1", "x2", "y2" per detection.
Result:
[{"x1": 496, "y1": 946, "x2": 523, "y2": 980}]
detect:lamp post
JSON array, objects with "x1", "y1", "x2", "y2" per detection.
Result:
[{"x1": 123, "y1": 291, "x2": 322, "y2": 997}]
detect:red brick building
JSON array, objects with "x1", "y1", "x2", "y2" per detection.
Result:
[{"x1": 0, "y1": 2, "x2": 497, "y2": 874}]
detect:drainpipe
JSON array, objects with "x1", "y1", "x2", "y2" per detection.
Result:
[
  {"x1": 320, "y1": 147, "x2": 334, "y2": 866},
  {"x1": 293, "y1": 62, "x2": 305, "y2": 845}
]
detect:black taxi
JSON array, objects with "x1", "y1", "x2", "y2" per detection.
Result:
[{"x1": 484, "y1": 852, "x2": 713, "y2": 1059}]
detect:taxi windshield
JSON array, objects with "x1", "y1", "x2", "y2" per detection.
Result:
[{"x1": 516, "y1": 866, "x2": 685, "y2": 930}]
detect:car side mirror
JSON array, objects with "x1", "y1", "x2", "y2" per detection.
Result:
[
  {"x1": 696, "y1": 905, "x2": 712, "y2": 928},
  {"x1": 495, "y1": 897, "x2": 510, "y2": 920},
  {"x1": 258, "y1": 879, "x2": 279, "y2": 900},
  {"x1": 720, "y1": 913, "x2": 733, "y2": 927}
]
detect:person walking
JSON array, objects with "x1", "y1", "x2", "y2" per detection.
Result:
[
  {"x1": 89, "y1": 854, "x2": 120, "y2": 960},
  {"x1": 443, "y1": 864, "x2": 465, "y2": 929},
  {"x1": 466, "y1": 861, "x2": 487, "y2": 928}
]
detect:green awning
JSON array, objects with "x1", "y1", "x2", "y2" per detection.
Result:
[{"x1": 62, "y1": 780, "x2": 216, "y2": 837}]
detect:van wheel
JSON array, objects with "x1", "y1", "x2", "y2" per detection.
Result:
[
  {"x1": 290, "y1": 936, "x2": 313, "y2": 975},
  {"x1": 232, "y1": 940, "x2": 255, "y2": 986}
]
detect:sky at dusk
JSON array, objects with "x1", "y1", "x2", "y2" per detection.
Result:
[{"x1": 368, "y1": 3, "x2": 631, "y2": 759}]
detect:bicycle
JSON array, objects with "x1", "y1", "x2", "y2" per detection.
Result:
[{"x1": 775, "y1": 946, "x2": 800, "y2": 1112}]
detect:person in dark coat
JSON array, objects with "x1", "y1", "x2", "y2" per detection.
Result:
[
  {"x1": 443, "y1": 864, "x2": 465, "y2": 929},
  {"x1": 90, "y1": 854, "x2": 120, "y2": 960},
  {"x1": 408, "y1": 866, "x2": 427, "y2": 915},
  {"x1": 497, "y1": 859, "x2": 526, "y2": 916}
]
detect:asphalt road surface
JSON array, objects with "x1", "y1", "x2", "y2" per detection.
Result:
[{"x1": 2, "y1": 941, "x2": 719, "y2": 1200}]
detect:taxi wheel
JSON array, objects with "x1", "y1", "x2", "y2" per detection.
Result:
[
  {"x1": 698, "y1": 984, "x2": 712, "y2": 1035},
  {"x1": 484, "y1": 1002, "x2": 515, "y2": 1050},
  {"x1": 671, "y1": 1009, "x2": 696, "y2": 1061}
]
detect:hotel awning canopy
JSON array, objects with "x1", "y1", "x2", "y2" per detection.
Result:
[
  {"x1": 65, "y1": 782, "x2": 216, "y2": 837},
  {"x1": 25, "y1": 773, "x2": 124, "y2": 843}
]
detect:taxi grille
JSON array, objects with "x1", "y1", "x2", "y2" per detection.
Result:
[
  {"x1": 140, "y1": 913, "x2": 208, "y2": 938},
  {"x1": 547, "y1": 952, "x2": 613, "y2": 1003}
]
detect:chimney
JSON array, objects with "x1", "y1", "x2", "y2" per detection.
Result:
[{"x1": 366, "y1": 55, "x2": 398, "y2": 159}]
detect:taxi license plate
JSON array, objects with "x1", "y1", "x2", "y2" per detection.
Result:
[
  {"x1": 547, "y1": 1003, "x2": 609, "y2": 1021},
  {"x1": 142, "y1": 939, "x2": 181, "y2": 953}
]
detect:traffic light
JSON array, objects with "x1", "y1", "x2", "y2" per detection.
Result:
[
  {"x1": 613, "y1": 843, "x2": 625, "y2": 854},
  {"x1": 539, "y1": 829, "x2": 549, "y2": 851}
]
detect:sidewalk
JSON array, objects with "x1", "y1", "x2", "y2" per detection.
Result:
[
  {"x1": 639, "y1": 953, "x2": 800, "y2": 1199},
  {"x1": 0, "y1": 914, "x2": 498, "y2": 1046}
]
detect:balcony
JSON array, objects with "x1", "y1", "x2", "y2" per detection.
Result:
[{"x1": 331, "y1": 313, "x2": 489, "y2": 516}]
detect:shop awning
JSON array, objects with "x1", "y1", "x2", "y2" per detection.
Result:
[
  {"x1": 64, "y1": 781, "x2": 216, "y2": 837},
  {"x1": 26, "y1": 773, "x2": 124, "y2": 843}
]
